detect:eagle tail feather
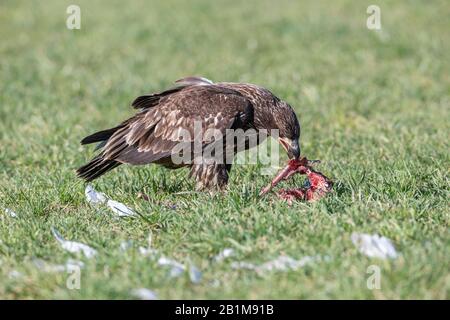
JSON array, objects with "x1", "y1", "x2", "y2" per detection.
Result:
[
  {"x1": 81, "y1": 126, "x2": 124, "y2": 145},
  {"x1": 76, "y1": 155, "x2": 121, "y2": 181}
]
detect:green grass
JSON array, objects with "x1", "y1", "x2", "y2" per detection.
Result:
[{"x1": 0, "y1": 0, "x2": 449, "y2": 299}]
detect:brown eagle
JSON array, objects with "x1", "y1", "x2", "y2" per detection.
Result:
[{"x1": 77, "y1": 77, "x2": 300, "y2": 189}]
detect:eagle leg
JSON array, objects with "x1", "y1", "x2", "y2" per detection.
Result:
[{"x1": 189, "y1": 162, "x2": 232, "y2": 190}]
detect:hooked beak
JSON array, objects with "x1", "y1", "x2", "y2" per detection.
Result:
[{"x1": 279, "y1": 138, "x2": 300, "y2": 159}]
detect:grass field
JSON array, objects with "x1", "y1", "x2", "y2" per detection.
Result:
[{"x1": 0, "y1": 0, "x2": 449, "y2": 299}]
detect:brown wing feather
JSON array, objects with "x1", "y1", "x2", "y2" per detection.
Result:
[
  {"x1": 131, "y1": 77, "x2": 213, "y2": 110},
  {"x1": 101, "y1": 85, "x2": 254, "y2": 166}
]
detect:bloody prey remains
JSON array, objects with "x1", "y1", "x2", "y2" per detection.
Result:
[{"x1": 260, "y1": 157, "x2": 332, "y2": 204}]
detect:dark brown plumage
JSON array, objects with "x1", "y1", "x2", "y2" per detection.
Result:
[{"x1": 77, "y1": 77, "x2": 301, "y2": 189}]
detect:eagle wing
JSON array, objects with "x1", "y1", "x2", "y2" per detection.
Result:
[{"x1": 101, "y1": 84, "x2": 254, "y2": 165}]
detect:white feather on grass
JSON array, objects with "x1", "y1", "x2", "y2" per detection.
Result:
[
  {"x1": 157, "y1": 256, "x2": 186, "y2": 278},
  {"x1": 85, "y1": 185, "x2": 107, "y2": 205},
  {"x1": 106, "y1": 199, "x2": 136, "y2": 217},
  {"x1": 2, "y1": 207, "x2": 18, "y2": 218},
  {"x1": 85, "y1": 185, "x2": 136, "y2": 217},
  {"x1": 213, "y1": 248, "x2": 235, "y2": 262},
  {"x1": 8, "y1": 270, "x2": 23, "y2": 279},
  {"x1": 138, "y1": 245, "x2": 201, "y2": 283},
  {"x1": 33, "y1": 258, "x2": 85, "y2": 272},
  {"x1": 138, "y1": 246, "x2": 158, "y2": 257},
  {"x1": 131, "y1": 288, "x2": 158, "y2": 300},
  {"x1": 51, "y1": 227, "x2": 97, "y2": 259},
  {"x1": 351, "y1": 233, "x2": 398, "y2": 259},
  {"x1": 119, "y1": 240, "x2": 134, "y2": 252},
  {"x1": 189, "y1": 263, "x2": 202, "y2": 284},
  {"x1": 231, "y1": 255, "x2": 320, "y2": 274}
]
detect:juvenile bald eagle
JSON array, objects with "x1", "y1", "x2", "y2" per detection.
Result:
[{"x1": 77, "y1": 77, "x2": 300, "y2": 189}]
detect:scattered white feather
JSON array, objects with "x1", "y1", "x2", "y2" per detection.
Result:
[
  {"x1": 138, "y1": 243, "x2": 192, "y2": 280},
  {"x1": 213, "y1": 248, "x2": 235, "y2": 262},
  {"x1": 189, "y1": 263, "x2": 202, "y2": 284},
  {"x1": 51, "y1": 227, "x2": 97, "y2": 259},
  {"x1": 8, "y1": 270, "x2": 23, "y2": 279},
  {"x1": 85, "y1": 185, "x2": 107, "y2": 205},
  {"x1": 232, "y1": 255, "x2": 318, "y2": 274},
  {"x1": 157, "y1": 256, "x2": 186, "y2": 278},
  {"x1": 231, "y1": 261, "x2": 257, "y2": 270},
  {"x1": 138, "y1": 246, "x2": 158, "y2": 257},
  {"x1": 33, "y1": 258, "x2": 85, "y2": 273},
  {"x1": 33, "y1": 259, "x2": 65, "y2": 272},
  {"x1": 85, "y1": 185, "x2": 136, "y2": 217},
  {"x1": 208, "y1": 279, "x2": 221, "y2": 288},
  {"x1": 2, "y1": 208, "x2": 17, "y2": 217},
  {"x1": 120, "y1": 240, "x2": 134, "y2": 252},
  {"x1": 66, "y1": 259, "x2": 85, "y2": 269},
  {"x1": 351, "y1": 233, "x2": 398, "y2": 259},
  {"x1": 131, "y1": 288, "x2": 158, "y2": 300},
  {"x1": 107, "y1": 199, "x2": 136, "y2": 217},
  {"x1": 259, "y1": 255, "x2": 314, "y2": 272}
]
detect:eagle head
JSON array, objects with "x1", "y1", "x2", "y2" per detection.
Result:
[{"x1": 274, "y1": 101, "x2": 301, "y2": 160}]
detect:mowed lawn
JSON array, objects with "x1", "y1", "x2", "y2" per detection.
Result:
[{"x1": 0, "y1": 0, "x2": 449, "y2": 299}]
